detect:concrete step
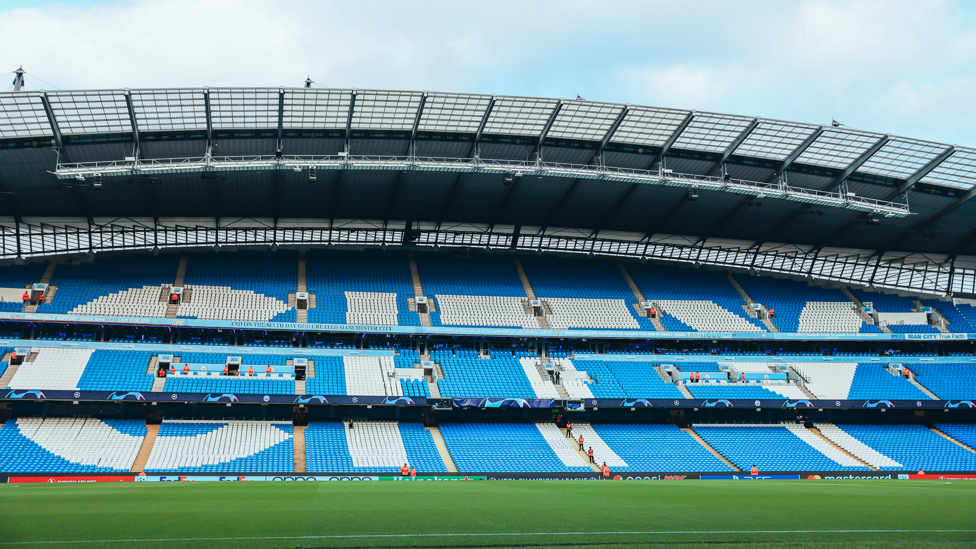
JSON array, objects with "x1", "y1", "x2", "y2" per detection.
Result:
[
  {"x1": 908, "y1": 376, "x2": 939, "y2": 400},
  {"x1": 174, "y1": 255, "x2": 189, "y2": 287},
  {"x1": 682, "y1": 427, "x2": 741, "y2": 471},
  {"x1": 799, "y1": 385, "x2": 817, "y2": 399},
  {"x1": 564, "y1": 426, "x2": 600, "y2": 471},
  {"x1": 41, "y1": 286, "x2": 57, "y2": 304},
  {"x1": 512, "y1": 256, "x2": 537, "y2": 300},
  {"x1": 428, "y1": 379, "x2": 441, "y2": 398},
  {"x1": 130, "y1": 424, "x2": 160, "y2": 473},
  {"x1": 554, "y1": 384, "x2": 569, "y2": 400},
  {"x1": 145, "y1": 356, "x2": 158, "y2": 375},
  {"x1": 38, "y1": 260, "x2": 58, "y2": 285},
  {"x1": 425, "y1": 426, "x2": 458, "y2": 472},
  {"x1": 616, "y1": 261, "x2": 646, "y2": 302},
  {"x1": 808, "y1": 426, "x2": 878, "y2": 470},
  {"x1": 307, "y1": 359, "x2": 316, "y2": 378},
  {"x1": 165, "y1": 303, "x2": 179, "y2": 319},
  {"x1": 728, "y1": 272, "x2": 779, "y2": 332},
  {"x1": 931, "y1": 427, "x2": 976, "y2": 455},
  {"x1": 293, "y1": 425, "x2": 307, "y2": 473},
  {"x1": 151, "y1": 375, "x2": 166, "y2": 392},
  {"x1": 295, "y1": 379, "x2": 306, "y2": 394},
  {"x1": 677, "y1": 384, "x2": 693, "y2": 399},
  {"x1": 297, "y1": 249, "x2": 308, "y2": 293},
  {"x1": 0, "y1": 361, "x2": 21, "y2": 389},
  {"x1": 182, "y1": 287, "x2": 192, "y2": 303},
  {"x1": 633, "y1": 302, "x2": 666, "y2": 331},
  {"x1": 159, "y1": 287, "x2": 171, "y2": 303},
  {"x1": 407, "y1": 253, "x2": 425, "y2": 297}
]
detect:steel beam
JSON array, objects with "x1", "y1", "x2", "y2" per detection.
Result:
[
  {"x1": 123, "y1": 89, "x2": 141, "y2": 159},
  {"x1": 203, "y1": 88, "x2": 212, "y2": 145},
  {"x1": 646, "y1": 112, "x2": 694, "y2": 170},
  {"x1": 39, "y1": 92, "x2": 69, "y2": 163},
  {"x1": 824, "y1": 135, "x2": 890, "y2": 192},
  {"x1": 344, "y1": 90, "x2": 357, "y2": 153},
  {"x1": 597, "y1": 106, "x2": 629, "y2": 157},
  {"x1": 470, "y1": 96, "x2": 496, "y2": 159},
  {"x1": 409, "y1": 92, "x2": 427, "y2": 157},
  {"x1": 531, "y1": 101, "x2": 562, "y2": 161},
  {"x1": 276, "y1": 87, "x2": 285, "y2": 156},
  {"x1": 766, "y1": 126, "x2": 824, "y2": 183},
  {"x1": 886, "y1": 146, "x2": 955, "y2": 199},
  {"x1": 707, "y1": 117, "x2": 759, "y2": 177}
]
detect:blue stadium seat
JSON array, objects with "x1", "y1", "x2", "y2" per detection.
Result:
[
  {"x1": 834, "y1": 424, "x2": 976, "y2": 471},
  {"x1": 439, "y1": 422, "x2": 592, "y2": 472}
]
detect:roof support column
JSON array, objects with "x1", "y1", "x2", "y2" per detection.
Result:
[
  {"x1": 647, "y1": 111, "x2": 694, "y2": 171},
  {"x1": 766, "y1": 126, "x2": 824, "y2": 184},
  {"x1": 707, "y1": 117, "x2": 759, "y2": 177},
  {"x1": 825, "y1": 135, "x2": 890, "y2": 192},
  {"x1": 409, "y1": 92, "x2": 427, "y2": 158},
  {"x1": 203, "y1": 88, "x2": 213, "y2": 157},
  {"x1": 344, "y1": 90, "x2": 357, "y2": 155},
  {"x1": 470, "y1": 96, "x2": 496, "y2": 159},
  {"x1": 276, "y1": 87, "x2": 285, "y2": 157},
  {"x1": 531, "y1": 101, "x2": 562, "y2": 162},
  {"x1": 123, "y1": 89, "x2": 140, "y2": 160},
  {"x1": 594, "y1": 106, "x2": 629, "y2": 167},
  {"x1": 40, "y1": 91, "x2": 69, "y2": 164}
]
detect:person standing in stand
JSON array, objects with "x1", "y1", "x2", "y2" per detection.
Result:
[
  {"x1": 401, "y1": 463, "x2": 409, "y2": 477},
  {"x1": 565, "y1": 422, "x2": 573, "y2": 439},
  {"x1": 410, "y1": 466, "x2": 417, "y2": 480},
  {"x1": 602, "y1": 462, "x2": 610, "y2": 479},
  {"x1": 588, "y1": 447, "x2": 595, "y2": 464},
  {"x1": 578, "y1": 434, "x2": 584, "y2": 452}
]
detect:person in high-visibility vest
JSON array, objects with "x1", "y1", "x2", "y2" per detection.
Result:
[
  {"x1": 588, "y1": 447, "x2": 595, "y2": 464},
  {"x1": 401, "y1": 463, "x2": 409, "y2": 476},
  {"x1": 410, "y1": 466, "x2": 417, "y2": 479},
  {"x1": 183, "y1": 364, "x2": 190, "y2": 374},
  {"x1": 21, "y1": 291, "x2": 29, "y2": 303},
  {"x1": 751, "y1": 464, "x2": 758, "y2": 476},
  {"x1": 266, "y1": 366, "x2": 273, "y2": 374},
  {"x1": 566, "y1": 423, "x2": 572, "y2": 438},
  {"x1": 578, "y1": 435, "x2": 584, "y2": 451},
  {"x1": 223, "y1": 365, "x2": 229, "y2": 375},
  {"x1": 158, "y1": 368, "x2": 166, "y2": 378},
  {"x1": 169, "y1": 365, "x2": 175, "y2": 376},
  {"x1": 247, "y1": 366, "x2": 254, "y2": 376},
  {"x1": 740, "y1": 373, "x2": 746, "y2": 383},
  {"x1": 602, "y1": 463, "x2": 610, "y2": 479}
]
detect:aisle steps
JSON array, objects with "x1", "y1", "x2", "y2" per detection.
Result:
[
  {"x1": 407, "y1": 254, "x2": 432, "y2": 327},
  {"x1": 512, "y1": 257, "x2": 537, "y2": 300},
  {"x1": 130, "y1": 424, "x2": 160, "y2": 473},
  {"x1": 932, "y1": 427, "x2": 976, "y2": 455},
  {"x1": 563, "y1": 427, "x2": 600, "y2": 471},
  {"x1": 425, "y1": 426, "x2": 458, "y2": 472},
  {"x1": 682, "y1": 427, "x2": 741, "y2": 471},
  {"x1": 807, "y1": 426, "x2": 878, "y2": 470},
  {"x1": 174, "y1": 255, "x2": 189, "y2": 287},
  {"x1": 909, "y1": 377, "x2": 939, "y2": 400},
  {"x1": 727, "y1": 272, "x2": 778, "y2": 332},
  {"x1": 293, "y1": 425, "x2": 307, "y2": 473}
]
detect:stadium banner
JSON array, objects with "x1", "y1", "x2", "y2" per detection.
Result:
[
  {"x1": 2, "y1": 311, "x2": 973, "y2": 342},
  {"x1": 701, "y1": 475, "x2": 802, "y2": 480},
  {"x1": 908, "y1": 474, "x2": 976, "y2": 480},
  {"x1": 0, "y1": 389, "x2": 424, "y2": 406},
  {"x1": 452, "y1": 398, "x2": 556, "y2": 408},
  {"x1": 131, "y1": 475, "x2": 486, "y2": 482},
  {"x1": 8, "y1": 476, "x2": 135, "y2": 483}
]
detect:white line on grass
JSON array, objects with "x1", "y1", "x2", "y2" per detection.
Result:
[{"x1": 1, "y1": 529, "x2": 974, "y2": 545}]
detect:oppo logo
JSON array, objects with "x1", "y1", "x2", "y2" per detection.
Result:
[{"x1": 271, "y1": 476, "x2": 318, "y2": 481}]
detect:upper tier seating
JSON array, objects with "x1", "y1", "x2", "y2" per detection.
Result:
[
  {"x1": 306, "y1": 250, "x2": 419, "y2": 326},
  {"x1": 850, "y1": 289, "x2": 918, "y2": 312},
  {"x1": 0, "y1": 418, "x2": 145, "y2": 472},
  {"x1": 518, "y1": 357, "x2": 560, "y2": 399},
  {"x1": 887, "y1": 324, "x2": 940, "y2": 333},
  {"x1": 304, "y1": 421, "x2": 445, "y2": 473},
  {"x1": 39, "y1": 255, "x2": 179, "y2": 316},
  {"x1": 0, "y1": 262, "x2": 46, "y2": 310},
  {"x1": 832, "y1": 424, "x2": 976, "y2": 471},
  {"x1": 687, "y1": 385, "x2": 794, "y2": 400},
  {"x1": 435, "y1": 348, "x2": 538, "y2": 399},
  {"x1": 602, "y1": 361, "x2": 683, "y2": 399},
  {"x1": 440, "y1": 422, "x2": 592, "y2": 472},
  {"x1": 587, "y1": 423, "x2": 733, "y2": 472},
  {"x1": 418, "y1": 252, "x2": 526, "y2": 297},
  {"x1": 627, "y1": 264, "x2": 765, "y2": 332},
  {"x1": 520, "y1": 256, "x2": 654, "y2": 331},
  {"x1": 733, "y1": 274, "x2": 865, "y2": 333},
  {"x1": 794, "y1": 362, "x2": 932, "y2": 400},
  {"x1": 935, "y1": 424, "x2": 976, "y2": 450},
  {"x1": 566, "y1": 360, "x2": 626, "y2": 398},
  {"x1": 922, "y1": 300, "x2": 976, "y2": 333},
  {"x1": 434, "y1": 295, "x2": 541, "y2": 329},
  {"x1": 792, "y1": 362, "x2": 858, "y2": 399},
  {"x1": 554, "y1": 358, "x2": 595, "y2": 399},
  {"x1": 304, "y1": 356, "x2": 346, "y2": 395},
  {"x1": 144, "y1": 420, "x2": 293, "y2": 472},
  {"x1": 910, "y1": 363, "x2": 976, "y2": 400},
  {"x1": 693, "y1": 424, "x2": 870, "y2": 471},
  {"x1": 344, "y1": 356, "x2": 400, "y2": 396},
  {"x1": 179, "y1": 252, "x2": 296, "y2": 322}
]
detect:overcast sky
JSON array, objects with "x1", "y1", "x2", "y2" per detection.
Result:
[{"x1": 3, "y1": 0, "x2": 975, "y2": 146}]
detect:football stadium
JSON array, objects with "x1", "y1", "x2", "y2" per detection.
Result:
[{"x1": 1, "y1": 78, "x2": 976, "y2": 547}]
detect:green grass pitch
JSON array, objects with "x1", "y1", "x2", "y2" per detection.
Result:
[{"x1": 1, "y1": 480, "x2": 974, "y2": 548}]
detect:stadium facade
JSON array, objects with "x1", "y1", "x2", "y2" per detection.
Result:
[{"x1": 0, "y1": 87, "x2": 974, "y2": 480}]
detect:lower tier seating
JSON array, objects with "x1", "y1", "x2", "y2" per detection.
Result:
[
  {"x1": 304, "y1": 421, "x2": 445, "y2": 473},
  {"x1": 936, "y1": 424, "x2": 976, "y2": 450},
  {"x1": 0, "y1": 418, "x2": 146, "y2": 472},
  {"x1": 910, "y1": 363, "x2": 976, "y2": 399},
  {"x1": 693, "y1": 424, "x2": 871, "y2": 471},
  {"x1": 831, "y1": 424, "x2": 976, "y2": 472},
  {"x1": 144, "y1": 420, "x2": 293, "y2": 472},
  {"x1": 586, "y1": 423, "x2": 733, "y2": 472},
  {"x1": 440, "y1": 422, "x2": 592, "y2": 472}
]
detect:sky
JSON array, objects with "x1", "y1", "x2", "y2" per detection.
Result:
[{"x1": 2, "y1": 0, "x2": 975, "y2": 147}]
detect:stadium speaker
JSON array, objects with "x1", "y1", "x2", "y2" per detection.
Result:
[
  {"x1": 687, "y1": 189, "x2": 699, "y2": 200},
  {"x1": 502, "y1": 173, "x2": 514, "y2": 186},
  {"x1": 308, "y1": 167, "x2": 317, "y2": 182}
]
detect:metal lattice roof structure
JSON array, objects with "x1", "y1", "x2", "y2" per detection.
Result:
[{"x1": 0, "y1": 87, "x2": 974, "y2": 264}]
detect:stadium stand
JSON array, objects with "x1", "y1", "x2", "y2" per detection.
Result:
[
  {"x1": 144, "y1": 420, "x2": 293, "y2": 472},
  {"x1": 626, "y1": 264, "x2": 765, "y2": 332},
  {"x1": 439, "y1": 422, "x2": 592, "y2": 472},
  {"x1": 304, "y1": 356, "x2": 347, "y2": 395},
  {"x1": 178, "y1": 252, "x2": 296, "y2": 322},
  {"x1": 584, "y1": 423, "x2": 733, "y2": 472},
  {"x1": 908, "y1": 363, "x2": 976, "y2": 400},
  {"x1": 922, "y1": 300, "x2": 976, "y2": 333},
  {"x1": 434, "y1": 348, "x2": 538, "y2": 399},
  {"x1": 163, "y1": 375, "x2": 296, "y2": 395},
  {"x1": 77, "y1": 350, "x2": 154, "y2": 392},
  {"x1": 0, "y1": 262, "x2": 46, "y2": 311},
  {"x1": 6, "y1": 348, "x2": 96, "y2": 390},
  {"x1": 732, "y1": 274, "x2": 867, "y2": 333},
  {"x1": 0, "y1": 418, "x2": 145, "y2": 472},
  {"x1": 554, "y1": 359, "x2": 624, "y2": 398},
  {"x1": 304, "y1": 421, "x2": 445, "y2": 473},
  {"x1": 687, "y1": 385, "x2": 794, "y2": 400},
  {"x1": 693, "y1": 424, "x2": 871, "y2": 471},
  {"x1": 936, "y1": 424, "x2": 976, "y2": 450},
  {"x1": 794, "y1": 362, "x2": 932, "y2": 400},
  {"x1": 830, "y1": 424, "x2": 976, "y2": 471},
  {"x1": 306, "y1": 250, "x2": 420, "y2": 326},
  {"x1": 815, "y1": 423, "x2": 903, "y2": 469},
  {"x1": 520, "y1": 256, "x2": 653, "y2": 330},
  {"x1": 38, "y1": 256, "x2": 179, "y2": 316}
]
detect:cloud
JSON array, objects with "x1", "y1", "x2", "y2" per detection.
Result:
[{"x1": 1, "y1": 0, "x2": 975, "y2": 145}]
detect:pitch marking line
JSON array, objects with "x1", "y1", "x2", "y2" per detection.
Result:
[{"x1": 1, "y1": 529, "x2": 974, "y2": 545}]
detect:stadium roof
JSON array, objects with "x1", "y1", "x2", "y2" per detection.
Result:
[{"x1": 0, "y1": 87, "x2": 974, "y2": 259}]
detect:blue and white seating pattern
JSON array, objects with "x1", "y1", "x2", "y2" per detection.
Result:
[
  {"x1": 936, "y1": 424, "x2": 976, "y2": 450},
  {"x1": 307, "y1": 250, "x2": 419, "y2": 326},
  {"x1": 694, "y1": 424, "x2": 871, "y2": 471},
  {"x1": 733, "y1": 274, "x2": 865, "y2": 333},
  {"x1": 144, "y1": 420, "x2": 293, "y2": 472},
  {"x1": 6, "y1": 348, "x2": 95, "y2": 390},
  {"x1": 0, "y1": 418, "x2": 145, "y2": 472},
  {"x1": 304, "y1": 356, "x2": 346, "y2": 395},
  {"x1": 40, "y1": 256, "x2": 179, "y2": 316},
  {"x1": 179, "y1": 252, "x2": 296, "y2": 322},
  {"x1": 77, "y1": 350, "x2": 154, "y2": 392},
  {"x1": 911, "y1": 363, "x2": 976, "y2": 400},
  {"x1": 831, "y1": 424, "x2": 976, "y2": 471},
  {"x1": 587, "y1": 423, "x2": 733, "y2": 472},
  {"x1": 439, "y1": 422, "x2": 592, "y2": 472},
  {"x1": 434, "y1": 348, "x2": 538, "y2": 399},
  {"x1": 304, "y1": 421, "x2": 445, "y2": 473},
  {"x1": 815, "y1": 423, "x2": 903, "y2": 469}
]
